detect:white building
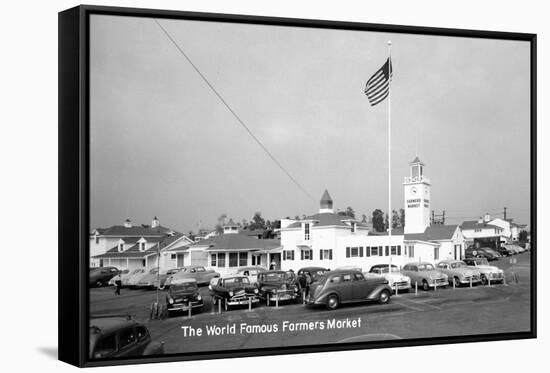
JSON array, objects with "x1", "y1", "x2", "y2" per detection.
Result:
[
  {"x1": 90, "y1": 217, "x2": 193, "y2": 270},
  {"x1": 278, "y1": 157, "x2": 465, "y2": 272}
]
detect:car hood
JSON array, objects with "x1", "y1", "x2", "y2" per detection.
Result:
[
  {"x1": 472, "y1": 265, "x2": 502, "y2": 272},
  {"x1": 384, "y1": 273, "x2": 411, "y2": 282},
  {"x1": 452, "y1": 268, "x2": 479, "y2": 276},
  {"x1": 169, "y1": 289, "x2": 198, "y2": 298},
  {"x1": 226, "y1": 285, "x2": 256, "y2": 293}
]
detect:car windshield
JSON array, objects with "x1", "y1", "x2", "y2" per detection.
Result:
[
  {"x1": 379, "y1": 266, "x2": 399, "y2": 273},
  {"x1": 312, "y1": 270, "x2": 327, "y2": 278},
  {"x1": 418, "y1": 264, "x2": 435, "y2": 271},
  {"x1": 475, "y1": 258, "x2": 489, "y2": 265},
  {"x1": 224, "y1": 277, "x2": 250, "y2": 286},
  {"x1": 451, "y1": 262, "x2": 467, "y2": 268},
  {"x1": 171, "y1": 283, "x2": 197, "y2": 292},
  {"x1": 264, "y1": 273, "x2": 285, "y2": 281}
]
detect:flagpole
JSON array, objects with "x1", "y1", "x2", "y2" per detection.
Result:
[{"x1": 387, "y1": 40, "x2": 392, "y2": 277}]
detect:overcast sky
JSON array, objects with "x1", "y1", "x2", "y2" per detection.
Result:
[{"x1": 89, "y1": 15, "x2": 531, "y2": 233}]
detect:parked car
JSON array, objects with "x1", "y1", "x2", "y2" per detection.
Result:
[
  {"x1": 209, "y1": 275, "x2": 260, "y2": 310},
  {"x1": 89, "y1": 267, "x2": 119, "y2": 287},
  {"x1": 297, "y1": 267, "x2": 330, "y2": 294},
  {"x1": 306, "y1": 269, "x2": 392, "y2": 310},
  {"x1": 108, "y1": 269, "x2": 130, "y2": 286},
  {"x1": 126, "y1": 268, "x2": 148, "y2": 288},
  {"x1": 154, "y1": 268, "x2": 183, "y2": 289},
  {"x1": 436, "y1": 260, "x2": 481, "y2": 287},
  {"x1": 89, "y1": 316, "x2": 164, "y2": 359},
  {"x1": 401, "y1": 262, "x2": 448, "y2": 291},
  {"x1": 235, "y1": 266, "x2": 268, "y2": 285},
  {"x1": 495, "y1": 245, "x2": 514, "y2": 257},
  {"x1": 462, "y1": 257, "x2": 505, "y2": 285},
  {"x1": 512, "y1": 244, "x2": 527, "y2": 253},
  {"x1": 367, "y1": 264, "x2": 411, "y2": 292},
  {"x1": 465, "y1": 246, "x2": 500, "y2": 261},
  {"x1": 257, "y1": 270, "x2": 301, "y2": 304},
  {"x1": 165, "y1": 278, "x2": 203, "y2": 315},
  {"x1": 136, "y1": 268, "x2": 168, "y2": 289},
  {"x1": 164, "y1": 265, "x2": 220, "y2": 287}
]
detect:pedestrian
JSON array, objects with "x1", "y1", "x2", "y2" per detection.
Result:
[
  {"x1": 113, "y1": 273, "x2": 122, "y2": 296},
  {"x1": 269, "y1": 260, "x2": 276, "y2": 270}
]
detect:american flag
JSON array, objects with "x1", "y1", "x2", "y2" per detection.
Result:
[{"x1": 364, "y1": 58, "x2": 392, "y2": 106}]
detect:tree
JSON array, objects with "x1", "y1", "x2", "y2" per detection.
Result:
[
  {"x1": 361, "y1": 214, "x2": 368, "y2": 223},
  {"x1": 215, "y1": 213, "x2": 227, "y2": 234},
  {"x1": 392, "y1": 210, "x2": 400, "y2": 229},
  {"x1": 372, "y1": 209, "x2": 385, "y2": 232},
  {"x1": 346, "y1": 206, "x2": 356, "y2": 219},
  {"x1": 249, "y1": 211, "x2": 266, "y2": 230},
  {"x1": 519, "y1": 230, "x2": 528, "y2": 242},
  {"x1": 399, "y1": 209, "x2": 405, "y2": 228},
  {"x1": 187, "y1": 230, "x2": 195, "y2": 241}
]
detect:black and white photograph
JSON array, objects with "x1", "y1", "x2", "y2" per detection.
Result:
[{"x1": 83, "y1": 10, "x2": 535, "y2": 362}]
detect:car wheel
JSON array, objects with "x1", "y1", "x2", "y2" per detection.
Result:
[
  {"x1": 454, "y1": 277, "x2": 461, "y2": 288},
  {"x1": 422, "y1": 280, "x2": 429, "y2": 291},
  {"x1": 326, "y1": 294, "x2": 339, "y2": 310},
  {"x1": 378, "y1": 290, "x2": 390, "y2": 304},
  {"x1": 480, "y1": 275, "x2": 488, "y2": 285}
]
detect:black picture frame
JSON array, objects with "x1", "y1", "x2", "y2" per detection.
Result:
[{"x1": 59, "y1": 4, "x2": 537, "y2": 368}]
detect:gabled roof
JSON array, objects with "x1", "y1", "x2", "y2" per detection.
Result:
[
  {"x1": 285, "y1": 212, "x2": 369, "y2": 229},
  {"x1": 460, "y1": 220, "x2": 500, "y2": 230},
  {"x1": 404, "y1": 225, "x2": 458, "y2": 241},
  {"x1": 190, "y1": 233, "x2": 281, "y2": 251},
  {"x1": 92, "y1": 224, "x2": 176, "y2": 237},
  {"x1": 94, "y1": 233, "x2": 185, "y2": 259}
]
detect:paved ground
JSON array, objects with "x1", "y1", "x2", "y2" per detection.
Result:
[{"x1": 90, "y1": 252, "x2": 532, "y2": 355}]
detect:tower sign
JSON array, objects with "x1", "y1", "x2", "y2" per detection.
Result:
[{"x1": 403, "y1": 156, "x2": 431, "y2": 233}]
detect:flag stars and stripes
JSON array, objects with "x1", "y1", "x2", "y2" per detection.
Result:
[{"x1": 364, "y1": 58, "x2": 393, "y2": 106}]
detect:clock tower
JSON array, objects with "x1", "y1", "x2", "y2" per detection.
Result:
[{"x1": 403, "y1": 156, "x2": 431, "y2": 234}]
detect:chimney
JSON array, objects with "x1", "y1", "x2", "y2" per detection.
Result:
[
  {"x1": 124, "y1": 218, "x2": 132, "y2": 228},
  {"x1": 152, "y1": 216, "x2": 160, "y2": 228}
]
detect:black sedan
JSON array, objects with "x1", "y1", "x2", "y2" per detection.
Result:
[
  {"x1": 257, "y1": 271, "x2": 301, "y2": 305},
  {"x1": 209, "y1": 275, "x2": 260, "y2": 311}
]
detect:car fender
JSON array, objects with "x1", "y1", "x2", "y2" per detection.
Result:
[
  {"x1": 143, "y1": 341, "x2": 164, "y2": 356},
  {"x1": 314, "y1": 290, "x2": 338, "y2": 305},
  {"x1": 367, "y1": 284, "x2": 392, "y2": 300}
]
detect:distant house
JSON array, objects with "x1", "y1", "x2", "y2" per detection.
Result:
[
  {"x1": 89, "y1": 217, "x2": 192, "y2": 269},
  {"x1": 185, "y1": 219, "x2": 281, "y2": 275},
  {"x1": 487, "y1": 217, "x2": 527, "y2": 241},
  {"x1": 460, "y1": 214, "x2": 506, "y2": 243}
]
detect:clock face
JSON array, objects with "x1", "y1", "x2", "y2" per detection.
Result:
[
  {"x1": 411, "y1": 187, "x2": 417, "y2": 195},
  {"x1": 424, "y1": 186, "x2": 429, "y2": 195}
]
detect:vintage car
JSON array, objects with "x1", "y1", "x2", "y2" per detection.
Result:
[
  {"x1": 209, "y1": 275, "x2": 260, "y2": 310},
  {"x1": 108, "y1": 269, "x2": 130, "y2": 286},
  {"x1": 153, "y1": 268, "x2": 183, "y2": 289},
  {"x1": 256, "y1": 270, "x2": 301, "y2": 304},
  {"x1": 89, "y1": 267, "x2": 119, "y2": 287},
  {"x1": 367, "y1": 264, "x2": 411, "y2": 292},
  {"x1": 297, "y1": 266, "x2": 330, "y2": 291},
  {"x1": 306, "y1": 269, "x2": 392, "y2": 310},
  {"x1": 436, "y1": 260, "x2": 481, "y2": 287},
  {"x1": 401, "y1": 262, "x2": 448, "y2": 291},
  {"x1": 164, "y1": 265, "x2": 220, "y2": 287},
  {"x1": 136, "y1": 268, "x2": 170, "y2": 289},
  {"x1": 165, "y1": 278, "x2": 203, "y2": 315},
  {"x1": 235, "y1": 266, "x2": 268, "y2": 285},
  {"x1": 126, "y1": 268, "x2": 149, "y2": 287},
  {"x1": 465, "y1": 246, "x2": 499, "y2": 261},
  {"x1": 495, "y1": 245, "x2": 514, "y2": 257},
  {"x1": 89, "y1": 316, "x2": 164, "y2": 359},
  {"x1": 462, "y1": 257, "x2": 505, "y2": 284}
]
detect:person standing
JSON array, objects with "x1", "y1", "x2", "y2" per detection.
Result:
[{"x1": 112, "y1": 273, "x2": 122, "y2": 296}]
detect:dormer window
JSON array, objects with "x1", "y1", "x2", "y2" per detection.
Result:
[
  {"x1": 137, "y1": 237, "x2": 147, "y2": 252},
  {"x1": 118, "y1": 242, "x2": 124, "y2": 252}
]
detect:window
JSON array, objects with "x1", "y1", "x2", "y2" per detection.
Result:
[
  {"x1": 136, "y1": 326, "x2": 149, "y2": 341},
  {"x1": 371, "y1": 246, "x2": 378, "y2": 256},
  {"x1": 218, "y1": 253, "x2": 226, "y2": 267},
  {"x1": 141, "y1": 259, "x2": 146, "y2": 267},
  {"x1": 95, "y1": 235, "x2": 99, "y2": 244},
  {"x1": 304, "y1": 223, "x2": 310, "y2": 240},
  {"x1": 351, "y1": 247, "x2": 359, "y2": 257},
  {"x1": 119, "y1": 328, "x2": 137, "y2": 349},
  {"x1": 359, "y1": 247, "x2": 364, "y2": 257},
  {"x1": 366, "y1": 246, "x2": 371, "y2": 257},
  {"x1": 346, "y1": 247, "x2": 350, "y2": 258},
  {"x1": 397, "y1": 245, "x2": 402, "y2": 255},
  {"x1": 391, "y1": 246, "x2": 397, "y2": 255},
  {"x1": 379, "y1": 246, "x2": 384, "y2": 256},
  {"x1": 434, "y1": 247, "x2": 439, "y2": 260},
  {"x1": 330, "y1": 276, "x2": 341, "y2": 283},
  {"x1": 474, "y1": 228, "x2": 482, "y2": 232},
  {"x1": 283, "y1": 250, "x2": 295, "y2": 260},
  {"x1": 239, "y1": 252, "x2": 248, "y2": 266},
  {"x1": 320, "y1": 249, "x2": 332, "y2": 260},
  {"x1": 140, "y1": 242, "x2": 145, "y2": 251},
  {"x1": 353, "y1": 273, "x2": 365, "y2": 281},
  {"x1": 385, "y1": 246, "x2": 389, "y2": 256},
  {"x1": 409, "y1": 245, "x2": 415, "y2": 258},
  {"x1": 302, "y1": 249, "x2": 313, "y2": 260},
  {"x1": 171, "y1": 254, "x2": 176, "y2": 260},
  {"x1": 211, "y1": 254, "x2": 217, "y2": 267},
  {"x1": 229, "y1": 253, "x2": 239, "y2": 267},
  {"x1": 342, "y1": 274, "x2": 352, "y2": 282}
]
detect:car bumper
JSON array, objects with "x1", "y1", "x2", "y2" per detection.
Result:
[
  {"x1": 427, "y1": 279, "x2": 448, "y2": 287},
  {"x1": 168, "y1": 301, "x2": 203, "y2": 311},
  {"x1": 391, "y1": 282, "x2": 411, "y2": 291},
  {"x1": 227, "y1": 296, "x2": 260, "y2": 306}
]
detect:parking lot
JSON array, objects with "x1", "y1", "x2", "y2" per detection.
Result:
[{"x1": 90, "y1": 252, "x2": 532, "y2": 354}]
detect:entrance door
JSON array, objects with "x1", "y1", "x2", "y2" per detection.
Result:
[
  {"x1": 269, "y1": 253, "x2": 281, "y2": 270},
  {"x1": 177, "y1": 253, "x2": 185, "y2": 267},
  {"x1": 454, "y1": 245, "x2": 461, "y2": 260}
]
